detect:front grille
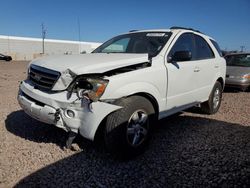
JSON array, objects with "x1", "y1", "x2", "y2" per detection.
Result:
[{"x1": 29, "y1": 65, "x2": 60, "y2": 91}]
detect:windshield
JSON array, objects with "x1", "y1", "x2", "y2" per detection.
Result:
[
  {"x1": 225, "y1": 54, "x2": 250, "y2": 67},
  {"x1": 92, "y1": 32, "x2": 171, "y2": 57}
]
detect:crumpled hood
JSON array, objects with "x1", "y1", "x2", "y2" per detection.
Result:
[{"x1": 31, "y1": 53, "x2": 149, "y2": 75}]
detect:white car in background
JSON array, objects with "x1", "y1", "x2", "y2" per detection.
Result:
[{"x1": 18, "y1": 27, "x2": 226, "y2": 156}]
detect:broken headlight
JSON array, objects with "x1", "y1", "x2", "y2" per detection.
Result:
[{"x1": 71, "y1": 77, "x2": 109, "y2": 102}]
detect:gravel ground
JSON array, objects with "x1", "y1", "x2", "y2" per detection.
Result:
[{"x1": 0, "y1": 61, "x2": 249, "y2": 187}]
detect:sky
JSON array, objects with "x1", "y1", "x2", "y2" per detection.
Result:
[{"x1": 0, "y1": 0, "x2": 249, "y2": 51}]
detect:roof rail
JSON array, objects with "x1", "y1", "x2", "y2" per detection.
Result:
[
  {"x1": 170, "y1": 26, "x2": 202, "y2": 33},
  {"x1": 129, "y1": 30, "x2": 138, "y2": 32}
]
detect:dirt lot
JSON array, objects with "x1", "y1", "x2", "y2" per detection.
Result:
[{"x1": 0, "y1": 61, "x2": 249, "y2": 187}]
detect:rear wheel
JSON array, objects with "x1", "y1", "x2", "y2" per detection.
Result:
[
  {"x1": 201, "y1": 81, "x2": 222, "y2": 114},
  {"x1": 104, "y1": 96, "x2": 155, "y2": 157}
]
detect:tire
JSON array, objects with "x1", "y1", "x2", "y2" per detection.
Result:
[
  {"x1": 241, "y1": 87, "x2": 248, "y2": 92},
  {"x1": 201, "y1": 81, "x2": 223, "y2": 114},
  {"x1": 5, "y1": 57, "x2": 11, "y2": 61},
  {"x1": 104, "y1": 96, "x2": 155, "y2": 157}
]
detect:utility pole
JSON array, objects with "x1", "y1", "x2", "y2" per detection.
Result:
[
  {"x1": 41, "y1": 23, "x2": 47, "y2": 54},
  {"x1": 240, "y1": 45, "x2": 245, "y2": 52},
  {"x1": 7, "y1": 36, "x2": 10, "y2": 54},
  {"x1": 77, "y1": 17, "x2": 81, "y2": 54}
]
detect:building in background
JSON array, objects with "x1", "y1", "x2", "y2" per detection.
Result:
[{"x1": 0, "y1": 35, "x2": 101, "y2": 61}]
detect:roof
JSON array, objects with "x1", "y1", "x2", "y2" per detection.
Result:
[
  {"x1": 129, "y1": 26, "x2": 202, "y2": 34},
  {"x1": 128, "y1": 29, "x2": 171, "y2": 33},
  {"x1": 170, "y1": 26, "x2": 202, "y2": 33},
  {"x1": 224, "y1": 52, "x2": 250, "y2": 56},
  {"x1": 127, "y1": 27, "x2": 214, "y2": 41}
]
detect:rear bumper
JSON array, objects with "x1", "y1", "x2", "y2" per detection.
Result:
[
  {"x1": 17, "y1": 80, "x2": 122, "y2": 140},
  {"x1": 225, "y1": 78, "x2": 250, "y2": 90}
]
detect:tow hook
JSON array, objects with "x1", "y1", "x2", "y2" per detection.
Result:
[
  {"x1": 54, "y1": 109, "x2": 60, "y2": 122},
  {"x1": 65, "y1": 131, "x2": 77, "y2": 149},
  {"x1": 48, "y1": 109, "x2": 61, "y2": 122}
]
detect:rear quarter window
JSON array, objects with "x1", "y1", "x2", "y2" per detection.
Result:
[{"x1": 210, "y1": 39, "x2": 223, "y2": 57}]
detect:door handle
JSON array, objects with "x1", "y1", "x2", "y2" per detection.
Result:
[
  {"x1": 214, "y1": 65, "x2": 219, "y2": 68},
  {"x1": 194, "y1": 67, "x2": 200, "y2": 72}
]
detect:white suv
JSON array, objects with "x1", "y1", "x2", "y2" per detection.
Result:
[{"x1": 18, "y1": 27, "x2": 226, "y2": 156}]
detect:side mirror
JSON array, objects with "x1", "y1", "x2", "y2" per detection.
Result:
[
  {"x1": 168, "y1": 50, "x2": 192, "y2": 63},
  {"x1": 148, "y1": 51, "x2": 157, "y2": 59}
]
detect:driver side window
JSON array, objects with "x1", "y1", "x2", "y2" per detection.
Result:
[{"x1": 169, "y1": 33, "x2": 195, "y2": 61}]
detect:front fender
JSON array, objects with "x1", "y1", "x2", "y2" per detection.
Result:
[{"x1": 102, "y1": 82, "x2": 164, "y2": 111}]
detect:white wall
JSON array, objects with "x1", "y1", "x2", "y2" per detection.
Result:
[{"x1": 0, "y1": 35, "x2": 101, "y2": 60}]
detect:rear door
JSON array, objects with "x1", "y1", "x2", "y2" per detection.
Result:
[{"x1": 192, "y1": 34, "x2": 217, "y2": 101}]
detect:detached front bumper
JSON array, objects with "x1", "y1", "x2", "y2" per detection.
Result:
[{"x1": 17, "y1": 81, "x2": 122, "y2": 140}]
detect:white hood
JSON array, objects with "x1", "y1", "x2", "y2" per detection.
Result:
[{"x1": 31, "y1": 53, "x2": 149, "y2": 75}]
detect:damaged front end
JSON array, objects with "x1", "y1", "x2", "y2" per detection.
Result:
[
  {"x1": 18, "y1": 59, "x2": 150, "y2": 148},
  {"x1": 67, "y1": 75, "x2": 109, "y2": 103},
  {"x1": 18, "y1": 68, "x2": 122, "y2": 145}
]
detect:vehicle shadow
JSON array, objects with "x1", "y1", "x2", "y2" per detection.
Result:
[
  {"x1": 4, "y1": 110, "x2": 90, "y2": 149},
  {"x1": 223, "y1": 87, "x2": 249, "y2": 93},
  {"x1": 6, "y1": 110, "x2": 250, "y2": 187}
]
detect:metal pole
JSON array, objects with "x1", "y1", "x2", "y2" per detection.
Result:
[
  {"x1": 8, "y1": 36, "x2": 10, "y2": 54},
  {"x1": 240, "y1": 46, "x2": 245, "y2": 52},
  {"x1": 42, "y1": 38, "x2": 44, "y2": 54},
  {"x1": 77, "y1": 17, "x2": 81, "y2": 54},
  {"x1": 41, "y1": 23, "x2": 46, "y2": 54}
]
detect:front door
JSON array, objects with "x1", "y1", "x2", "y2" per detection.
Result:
[{"x1": 165, "y1": 33, "x2": 200, "y2": 111}]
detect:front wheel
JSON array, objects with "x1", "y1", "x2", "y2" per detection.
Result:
[
  {"x1": 104, "y1": 96, "x2": 155, "y2": 157},
  {"x1": 201, "y1": 81, "x2": 223, "y2": 114}
]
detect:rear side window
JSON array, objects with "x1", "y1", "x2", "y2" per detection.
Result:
[
  {"x1": 169, "y1": 33, "x2": 195, "y2": 61},
  {"x1": 194, "y1": 35, "x2": 214, "y2": 60},
  {"x1": 210, "y1": 39, "x2": 223, "y2": 57}
]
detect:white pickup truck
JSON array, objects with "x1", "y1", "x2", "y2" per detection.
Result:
[{"x1": 18, "y1": 27, "x2": 226, "y2": 156}]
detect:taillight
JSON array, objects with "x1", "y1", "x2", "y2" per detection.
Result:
[{"x1": 242, "y1": 74, "x2": 250, "y2": 79}]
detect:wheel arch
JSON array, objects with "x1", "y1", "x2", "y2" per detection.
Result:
[
  {"x1": 94, "y1": 92, "x2": 159, "y2": 142},
  {"x1": 217, "y1": 77, "x2": 225, "y2": 89},
  {"x1": 128, "y1": 92, "x2": 159, "y2": 118}
]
